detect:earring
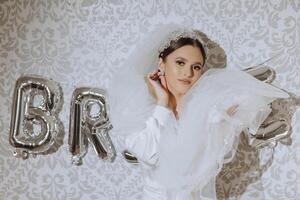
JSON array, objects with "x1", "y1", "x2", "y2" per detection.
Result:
[{"x1": 158, "y1": 68, "x2": 165, "y2": 76}]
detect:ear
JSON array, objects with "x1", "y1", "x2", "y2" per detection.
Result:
[{"x1": 158, "y1": 58, "x2": 165, "y2": 70}]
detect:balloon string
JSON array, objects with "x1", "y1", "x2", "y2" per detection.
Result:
[{"x1": 249, "y1": 52, "x2": 282, "y2": 68}]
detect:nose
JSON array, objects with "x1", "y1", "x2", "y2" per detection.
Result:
[{"x1": 183, "y1": 66, "x2": 193, "y2": 77}]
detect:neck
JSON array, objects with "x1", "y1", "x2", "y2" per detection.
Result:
[{"x1": 168, "y1": 92, "x2": 182, "y2": 120}]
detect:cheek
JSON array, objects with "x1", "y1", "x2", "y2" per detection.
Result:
[
  {"x1": 194, "y1": 72, "x2": 203, "y2": 83},
  {"x1": 165, "y1": 66, "x2": 180, "y2": 84}
]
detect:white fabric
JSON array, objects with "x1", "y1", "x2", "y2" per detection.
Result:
[
  {"x1": 109, "y1": 68, "x2": 289, "y2": 200},
  {"x1": 107, "y1": 24, "x2": 290, "y2": 199},
  {"x1": 154, "y1": 68, "x2": 289, "y2": 192}
]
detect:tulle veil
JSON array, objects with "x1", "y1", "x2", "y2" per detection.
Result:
[{"x1": 107, "y1": 23, "x2": 290, "y2": 199}]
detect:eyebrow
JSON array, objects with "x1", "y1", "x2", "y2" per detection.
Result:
[{"x1": 176, "y1": 57, "x2": 203, "y2": 66}]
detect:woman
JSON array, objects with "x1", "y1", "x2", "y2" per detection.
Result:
[{"x1": 107, "y1": 23, "x2": 290, "y2": 200}]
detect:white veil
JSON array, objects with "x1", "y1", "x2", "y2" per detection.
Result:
[
  {"x1": 107, "y1": 23, "x2": 290, "y2": 199},
  {"x1": 107, "y1": 23, "x2": 182, "y2": 138},
  {"x1": 107, "y1": 22, "x2": 227, "y2": 139}
]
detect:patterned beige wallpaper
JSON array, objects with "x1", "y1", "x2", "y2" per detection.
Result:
[{"x1": 0, "y1": 0, "x2": 299, "y2": 199}]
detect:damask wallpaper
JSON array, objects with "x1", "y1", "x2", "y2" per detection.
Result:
[{"x1": 0, "y1": 0, "x2": 299, "y2": 199}]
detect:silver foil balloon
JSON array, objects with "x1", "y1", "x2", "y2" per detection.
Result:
[
  {"x1": 250, "y1": 92, "x2": 298, "y2": 149},
  {"x1": 9, "y1": 75, "x2": 64, "y2": 159},
  {"x1": 243, "y1": 65, "x2": 297, "y2": 149},
  {"x1": 69, "y1": 87, "x2": 116, "y2": 165},
  {"x1": 123, "y1": 150, "x2": 138, "y2": 164},
  {"x1": 246, "y1": 117, "x2": 291, "y2": 148},
  {"x1": 243, "y1": 65, "x2": 275, "y2": 83}
]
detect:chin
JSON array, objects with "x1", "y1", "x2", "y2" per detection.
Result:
[
  {"x1": 176, "y1": 87, "x2": 190, "y2": 95},
  {"x1": 171, "y1": 83, "x2": 190, "y2": 95}
]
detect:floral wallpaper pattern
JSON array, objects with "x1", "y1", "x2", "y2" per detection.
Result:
[{"x1": 0, "y1": 0, "x2": 299, "y2": 199}]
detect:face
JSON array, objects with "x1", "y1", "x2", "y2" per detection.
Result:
[{"x1": 159, "y1": 45, "x2": 205, "y2": 97}]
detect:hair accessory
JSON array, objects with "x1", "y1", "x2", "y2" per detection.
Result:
[
  {"x1": 153, "y1": 26, "x2": 227, "y2": 72},
  {"x1": 157, "y1": 28, "x2": 208, "y2": 59}
]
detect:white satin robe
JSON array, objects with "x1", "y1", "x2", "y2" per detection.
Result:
[{"x1": 111, "y1": 105, "x2": 218, "y2": 200}]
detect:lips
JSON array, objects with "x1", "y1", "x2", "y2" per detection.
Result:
[{"x1": 178, "y1": 79, "x2": 191, "y2": 84}]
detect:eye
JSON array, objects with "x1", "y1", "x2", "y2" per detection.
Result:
[
  {"x1": 193, "y1": 65, "x2": 202, "y2": 71},
  {"x1": 176, "y1": 60, "x2": 185, "y2": 66}
]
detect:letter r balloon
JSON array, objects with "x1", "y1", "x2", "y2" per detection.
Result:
[{"x1": 68, "y1": 87, "x2": 116, "y2": 165}]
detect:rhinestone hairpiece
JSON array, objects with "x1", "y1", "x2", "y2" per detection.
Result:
[{"x1": 157, "y1": 28, "x2": 207, "y2": 57}]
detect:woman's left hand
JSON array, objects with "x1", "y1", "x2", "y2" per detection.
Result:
[{"x1": 226, "y1": 104, "x2": 239, "y2": 117}]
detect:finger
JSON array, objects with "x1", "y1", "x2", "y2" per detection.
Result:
[
  {"x1": 227, "y1": 107, "x2": 237, "y2": 116},
  {"x1": 229, "y1": 111, "x2": 236, "y2": 116},
  {"x1": 147, "y1": 73, "x2": 161, "y2": 89},
  {"x1": 146, "y1": 74, "x2": 155, "y2": 85},
  {"x1": 145, "y1": 74, "x2": 150, "y2": 82},
  {"x1": 144, "y1": 74, "x2": 148, "y2": 82},
  {"x1": 228, "y1": 107, "x2": 234, "y2": 112},
  {"x1": 229, "y1": 104, "x2": 239, "y2": 111},
  {"x1": 230, "y1": 109, "x2": 237, "y2": 115},
  {"x1": 233, "y1": 104, "x2": 239, "y2": 112},
  {"x1": 147, "y1": 73, "x2": 156, "y2": 80},
  {"x1": 231, "y1": 108, "x2": 238, "y2": 115},
  {"x1": 151, "y1": 71, "x2": 157, "y2": 76},
  {"x1": 159, "y1": 74, "x2": 168, "y2": 90},
  {"x1": 149, "y1": 71, "x2": 159, "y2": 81}
]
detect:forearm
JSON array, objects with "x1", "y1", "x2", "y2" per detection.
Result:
[{"x1": 121, "y1": 105, "x2": 173, "y2": 167}]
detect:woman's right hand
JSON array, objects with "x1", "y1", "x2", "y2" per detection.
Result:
[
  {"x1": 144, "y1": 70, "x2": 169, "y2": 107},
  {"x1": 226, "y1": 104, "x2": 239, "y2": 117}
]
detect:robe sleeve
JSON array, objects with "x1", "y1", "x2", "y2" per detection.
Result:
[{"x1": 110, "y1": 105, "x2": 173, "y2": 167}]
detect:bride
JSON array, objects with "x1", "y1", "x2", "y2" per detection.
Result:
[{"x1": 107, "y1": 23, "x2": 290, "y2": 200}]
